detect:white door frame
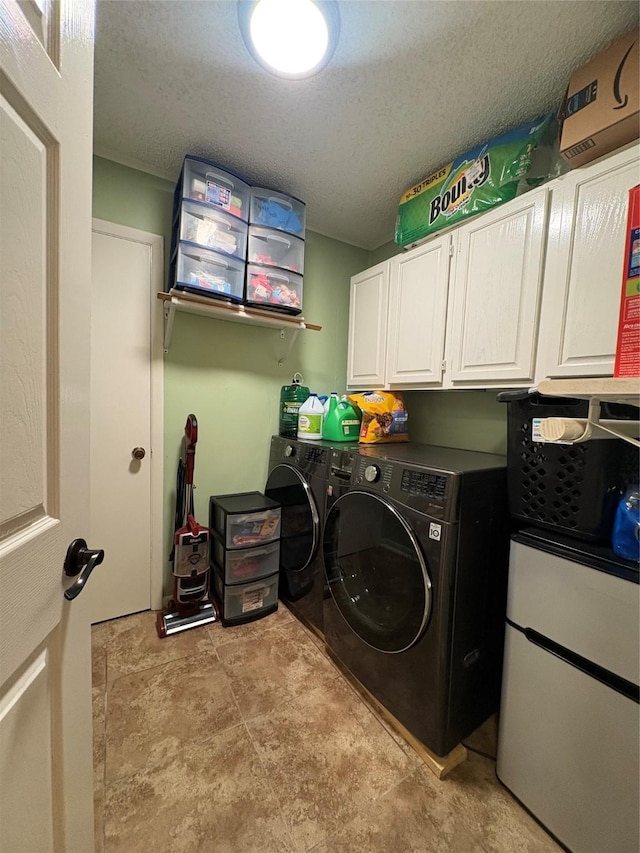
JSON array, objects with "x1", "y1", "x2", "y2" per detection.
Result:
[{"x1": 91, "y1": 218, "x2": 165, "y2": 611}]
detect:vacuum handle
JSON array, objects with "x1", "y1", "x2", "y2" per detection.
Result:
[
  {"x1": 184, "y1": 414, "x2": 198, "y2": 484},
  {"x1": 185, "y1": 414, "x2": 198, "y2": 447}
]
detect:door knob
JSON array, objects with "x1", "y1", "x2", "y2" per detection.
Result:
[
  {"x1": 132, "y1": 447, "x2": 146, "y2": 460},
  {"x1": 63, "y1": 538, "x2": 104, "y2": 601}
]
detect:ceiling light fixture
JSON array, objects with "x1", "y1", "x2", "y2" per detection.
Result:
[{"x1": 238, "y1": 0, "x2": 340, "y2": 80}]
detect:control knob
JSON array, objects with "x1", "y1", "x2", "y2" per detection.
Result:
[
  {"x1": 364, "y1": 464, "x2": 380, "y2": 483},
  {"x1": 284, "y1": 445, "x2": 296, "y2": 458}
]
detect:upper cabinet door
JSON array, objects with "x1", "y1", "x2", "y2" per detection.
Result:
[
  {"x1": 448, "y1": 188, "x2": 549, "y2": 385},
  {"x1": 386, "y1": 236, "x2": 451, "y2": 386},
  {"x1": 537, "y1": 145, "x2": 640, "y2": 380},
  {"x1": 347, "y1": 262, "x2": 390, "y2": 387}
]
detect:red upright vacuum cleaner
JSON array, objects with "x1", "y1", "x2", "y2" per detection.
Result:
[{"x1": 156, "y1": 414, "x2": 218, "y2": 637}]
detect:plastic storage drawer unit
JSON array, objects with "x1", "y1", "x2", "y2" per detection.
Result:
[
  {"x1": 212, "y1": 569, "x2": 279, "y2": 627},
  {"x1": 247, "y1": 225, "x2": 304, "y2": 273},
  {"x1": 176, "y1": 200, "x2": 248, "y2": 259},
  {"x1": 211, "y1": 537, "x2": 280, "y2": 585},
  {"x1": 249, "y1": 187, "x2": 305, "y2": 237},
  {"x1": 210, "y1": 491, "x2": 281, "y2": 550},
  {"x1": 171, "y1": 242, "x2": 245, "y2": 302},
  {"x1": 177, "y1": 156, "x2": 250, "y2": 222},
  {"x1": 245, "y1": 264, "x2": 303, "y2": 315}
]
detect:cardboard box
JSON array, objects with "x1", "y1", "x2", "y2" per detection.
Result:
[
  {"x1": 559, "y1": 29, "x2": 639, "y2": 167},
  {"x1": 614, "y1": 184, "x2": 640, "y2": 377}
]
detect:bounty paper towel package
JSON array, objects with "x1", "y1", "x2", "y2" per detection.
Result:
[{"x1": 396, "y1": 114, "x2": 555, "y2": 248}]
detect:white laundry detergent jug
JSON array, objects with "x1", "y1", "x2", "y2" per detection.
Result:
[{"x1": 297, "y1": 393, "x2": 324, "y2": 440}]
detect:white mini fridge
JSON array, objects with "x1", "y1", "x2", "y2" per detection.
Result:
[{"x1": 497, "y1": 529, "x2": 639, "y2": 853}]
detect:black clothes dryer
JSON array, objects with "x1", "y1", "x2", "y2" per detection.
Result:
[
  {"x1": 265, "y1": 436, "x2": 357, "y2": 637},
  {"x1": 322, "y1": 442, "x2": 510, "y2": 757}
]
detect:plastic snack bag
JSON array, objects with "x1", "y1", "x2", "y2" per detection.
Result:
[{"x1": 347, "y1": 391, "x2": 408, "y2": 443}]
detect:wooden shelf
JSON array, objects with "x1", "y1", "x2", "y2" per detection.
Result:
[
  {"x1": 157, "y1": 289, "x2": 321, "y2": 359},
  {"x1": 535, "y1": 377, "x2": 639, "y2": 447}
]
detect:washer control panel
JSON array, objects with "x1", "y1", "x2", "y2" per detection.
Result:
[
  {"x1": 354, "y1": 458, "x2": 393, "y2": 489},
  {"x1": 353, "y1": 456, "x2": 453, "y2": 519},
  {"x1": 401, "y1": 469, "x2": 447, "y2": 500},
  {"x1": 270, "y1": 436, "x2": 330, "y2": 476},
  {"x1": 328, "y1": 449, "x2": 358, "y2": 482}
]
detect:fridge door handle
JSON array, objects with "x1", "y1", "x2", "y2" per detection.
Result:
[{"x1": 507, "y1": 619, "x2": 639, "y2": 704}]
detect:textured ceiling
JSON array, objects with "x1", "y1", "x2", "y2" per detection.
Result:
[{"x1": 94, "y1": 1, "x2": 639, "y2": 250}]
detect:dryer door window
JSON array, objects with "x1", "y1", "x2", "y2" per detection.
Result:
[
  {"x1": 323, "y1": 490, "x2": 432, "y2": 653},
  {"x1": 265, "y1": 464, "x2": 319, "y2": 573}
]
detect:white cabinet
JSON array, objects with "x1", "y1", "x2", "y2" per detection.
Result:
[
  {"x1": 537, "y1": 144, "x2": 640, "y2": 379},
  {"x1": 347, "y1": 236, "x2": 452, "y2": 389},
  {"x1": 348, "y1": 192, "x2": 548, "y2": 391},
  {"x1": 447, "y1": 188, "x2": 549, "y2": 385},
  {"x1": 347, "y1": 262, "x2": 389, "y2": 387},
  {"x1": 347, "y1": 144, "x2": 639, "y2": 392},
  {"x1": 386, "y1": 236, "x2": 451, "y2": 386}
]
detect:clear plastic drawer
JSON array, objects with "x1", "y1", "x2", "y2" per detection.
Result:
[
  {"x1": 245, "y1": 264, "x2": 303, "y2": 315},
  {"x1": 247, "y1": 225, "x2": 304, "y2": 273},
  {"x1": 212, "y1": 538, "x2": 280, "y2": 585},
  {"x1": 178, "y1": 156, "x2": 250, "y2": 221},
  {"x1": 173, "y1": 242, "x2": 245, "y2": 302},
  {"x1": 213, "y1": 571, "x2": 279, "y2": 623},
  {"x1": 249, "y1": 187, "x2": 305, "y2": 237},
  {"x1": 178, "y1": 200, "x2": 248, "y2": 258},
  {"x1": 210, "y1": 492, "x2": 281, "y2": 549}
]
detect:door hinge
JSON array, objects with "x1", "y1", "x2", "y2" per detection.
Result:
[
  {"x1": 448, "y1": 241, "x2": 454, "y2": 257},
  {"x1": 441, "y1": 359, "x2": 447, "y2": 372}
]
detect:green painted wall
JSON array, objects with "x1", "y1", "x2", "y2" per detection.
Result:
[
  {"x1": 163, "y1": 228, "x2": 367, "y2": 551},
  {"x1": 92, "y1": 156, "x2": 507, "y2": 594},
  {"x1": 92, "y1": 157, "x2": 175, "y2": 271},
  {"x1": 368, "y1": 239, "x2": 400, "y2": 267},
  {"x1": 92, "y1": 156, "x2": 367, "y2": 591},
  {"x1": 403, "y1": 391, "x2": 506, "y2": 454}
]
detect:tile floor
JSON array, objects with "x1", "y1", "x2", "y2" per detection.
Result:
[{"x1": 92, "y1": 605, "x2": 562, "y2": 853}]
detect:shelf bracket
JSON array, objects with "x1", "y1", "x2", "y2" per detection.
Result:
[
  {"x1": 156, "y1": 290, "x2": 319, "y2": 354},
  {"x1": 278, "y1": 327, "x2": 302, "y2": 367},
  {"x1": 163, "y1": 300, "x2": 176, "y2": 354},
  {"x1": 536, "y1": 397, "x2": 640, "y2": 448}
]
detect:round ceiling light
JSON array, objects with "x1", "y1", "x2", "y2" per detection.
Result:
[{"x1": 238, "y1": 0, "x2": 340, "y2": 79}]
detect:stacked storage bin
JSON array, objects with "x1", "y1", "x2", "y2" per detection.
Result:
[
  {"x1": 168, "y1": 155, "x2": 250, "y2": 303},
  {"x1": 209, "y1": 491, "x2": 281, "y2": 627},
  {"x1": 246, "y1": 187, "x2": 306, "y2": 315}
]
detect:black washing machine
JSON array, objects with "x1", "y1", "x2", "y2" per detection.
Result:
[
  {"x1": 323, "y1": 442, "x2": 510, "y2": 757},
  {"x1": 265, "y1": 436, "x2": 357, "y2": 637}
]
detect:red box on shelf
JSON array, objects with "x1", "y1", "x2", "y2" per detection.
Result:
[{"x1": 614, "y1": 184, "x2": 640, "y2": 377}]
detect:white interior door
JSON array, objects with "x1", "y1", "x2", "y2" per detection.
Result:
[
  {"x1": 0, "y1": 2, "x2": 95, "y2": 851},
  {"x1": 87, "y1": 221, "x2": 164, "y2": 624}
]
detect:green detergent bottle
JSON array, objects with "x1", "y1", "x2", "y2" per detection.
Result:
[
  {"x1": 279, "y1": 373, "x2": 309, "y2": 438},
  {"x1": 322, "y1": 396, "x2": 362, "y2": 442}
]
